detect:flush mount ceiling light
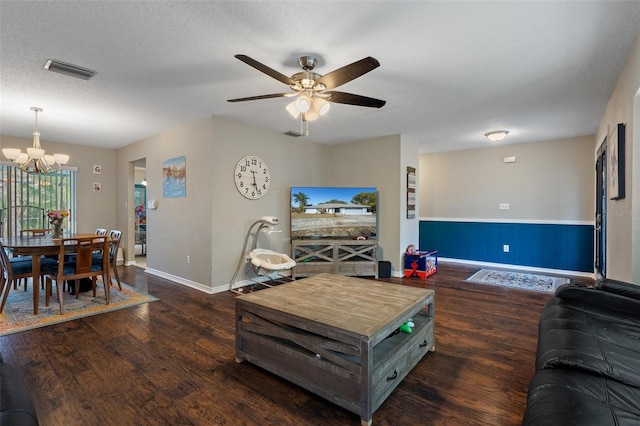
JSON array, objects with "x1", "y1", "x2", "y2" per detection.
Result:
[
  {"x1": 484, "y1": 130, "x2": 510, "y2": 142},
  {"x1": 2, "y1": 107, "x2": 70, "y2": 174},
  {"x1": 44, "y1": 59, "x2": 96, "y2": 80}
]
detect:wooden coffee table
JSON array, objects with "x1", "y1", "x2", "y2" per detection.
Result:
[{"x1": 235, "y1": 273, "x2": 435, "y2": 425}]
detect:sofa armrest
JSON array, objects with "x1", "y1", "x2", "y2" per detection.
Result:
[{"x1": 597, "y1": 278, "x2": 640, "y2": 300}]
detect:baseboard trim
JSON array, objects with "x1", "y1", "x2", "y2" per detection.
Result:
[
  {"x1": 438, "y1": 257, "x2": 595, "y2": 279},
  {"x1": 144, "y1": 267, "x2": 216, "y2": 294},
  {"x1": 144, "y1": 268, "x2": 287, "y2": 294}
]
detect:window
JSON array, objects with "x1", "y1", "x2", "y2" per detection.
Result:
[{"x1": 0, "y1": 164, "x2": 77, "y2": 237}]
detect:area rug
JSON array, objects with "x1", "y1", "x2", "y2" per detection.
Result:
[
  {"x1": 0, "y1": 282, "x2": 158, "y2": 336},
  {"x1": 465, "y1": 269, "x2": 571, "y2": 293}
]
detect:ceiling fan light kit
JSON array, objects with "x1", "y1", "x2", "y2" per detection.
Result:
[{"x1": 228, "y1": 54, "x2": 386, "y2": 133}]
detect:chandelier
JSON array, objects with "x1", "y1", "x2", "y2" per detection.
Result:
[{"x1": 2, "y1": 107, "x2": 70, "y2": 174}]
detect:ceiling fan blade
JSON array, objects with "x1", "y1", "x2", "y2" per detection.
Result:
[
  {"x1": 227, "y1": 93, "x2": 291, "y2": 103},
  {"x1": 315, "y1": 57, "x2": 380, "y2": 90},
  {"x1": 325, "y1": 91, "x2": 386, "y2": 108},
  {"x1": 235, "y1": 54, "x2": 296, "y2": 86}
]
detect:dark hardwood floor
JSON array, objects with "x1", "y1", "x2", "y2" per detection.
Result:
[{"x1": 0, "y1": 263, "x2": 593, "y2": 425}]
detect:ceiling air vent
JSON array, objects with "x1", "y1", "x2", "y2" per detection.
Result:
[{"x1": 44, "y1": 59, "x2": 96, "y2": 80}]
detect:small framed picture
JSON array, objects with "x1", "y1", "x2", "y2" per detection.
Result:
[
  {"x1": 93, "y1": 182, "x2": 102, "y2": 192},
  {"x1": 93, "y1": 164, "x2": 102, "y2": 174},
  {"x1": 609, "y1": 123, "x2": 625, "y2": 200}
]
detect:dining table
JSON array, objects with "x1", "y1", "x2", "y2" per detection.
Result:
[{"x1": 1, "y1": 233, "x2": 108, "y2": 314}]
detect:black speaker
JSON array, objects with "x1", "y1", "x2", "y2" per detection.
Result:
[{"x1": 378, "y1": 261, "x2": 392, "y2": 278}]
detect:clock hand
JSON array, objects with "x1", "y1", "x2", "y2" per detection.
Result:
[{"x1": 251, "y1": 171, "x2": 257, "y2": 186}]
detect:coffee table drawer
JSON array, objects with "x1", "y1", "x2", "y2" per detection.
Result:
[{"x1": 372, "y1": 314, "x2": 434, "y2": 410}]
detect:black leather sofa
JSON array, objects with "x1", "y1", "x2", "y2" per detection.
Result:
[
  {"x1": 522, "y1": 279, "x2": 640, "y2": 425},
  {"x1": 0, "y1": 352, "x2": 39, "y2": 425}
]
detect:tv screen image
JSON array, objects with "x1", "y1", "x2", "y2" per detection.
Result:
[{"x1": 290, "y1": 187, "x2": 378, "y2": 239}]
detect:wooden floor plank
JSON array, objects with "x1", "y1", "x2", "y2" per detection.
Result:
[{"x1": 0, "y1": 262, "x2": 593, "y2": 425}]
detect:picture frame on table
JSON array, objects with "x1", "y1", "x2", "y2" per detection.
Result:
[{"x1": 609, "y1": 123, "x2": 625, "y2": 200}]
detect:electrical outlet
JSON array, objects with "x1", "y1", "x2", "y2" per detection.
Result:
[
  {"x1": 499, "y1": 203, "x2": 510, "y2": 210},
  {"x1": 186, "y1": 255, "x2": 191, "y2": 264},
  {"x1": 503, "y1": 245, "x2": 510, "y2": 253}
]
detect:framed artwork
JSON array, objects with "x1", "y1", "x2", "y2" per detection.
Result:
[
  {"x1": 609, "y1": 123, "x2": 625, "y2": 200},
  {"x1": 406, "y1": 166, "x2": 416, "y2": 219},
  {"x1": 162, "y1": 155, "x2": 186, "y2": 198}
]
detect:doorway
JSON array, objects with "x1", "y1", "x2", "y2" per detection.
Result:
[
  {"x1": 133, "y1": 159, "x2": 147, "y2": 268},
  {"x1": 595, "y1": 139, "x2": 607, "y2": 278}
]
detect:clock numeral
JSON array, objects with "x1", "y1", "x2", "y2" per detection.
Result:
[{"x1": 264, "y1": 176, "x2": 269, "y2": 183}]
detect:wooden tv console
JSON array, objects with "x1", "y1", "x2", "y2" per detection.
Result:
[
  {"x1": 291, "y1": 239, "x2": 378, "y2": 279},
  {"x1": 235, "y1": 273, "x2": 435, "y2": 425}
]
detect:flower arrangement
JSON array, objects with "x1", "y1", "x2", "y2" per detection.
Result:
[{"x1": 47, "y1": 210, "x2": 69, "y2": 225}]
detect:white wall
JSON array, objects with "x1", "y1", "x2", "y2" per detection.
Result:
[
  {"x1": 117, "y1": 116, "x2": 214, "y2": 288},
  {"x1": 595, "y1": 31, "x2": 640, "y2": 282},
  {"x1": 419, "y1": 135, "x2": 594, "y2": 222},
  {"x1": 326, "y1": 134, "x2": 420, "y2": 274},
  {"x1": 209, "y1": 116, "x2": 328, "y2": 289},
  {"x1": 116, "y1": 116, "x2": 330, "y2": 291}
]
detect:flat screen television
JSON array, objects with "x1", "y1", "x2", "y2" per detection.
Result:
[{"x1": 290, "y1": 186, "x2": 378, "y2": 239}]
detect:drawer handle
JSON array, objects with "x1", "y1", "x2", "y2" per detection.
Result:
[
  {"x1": 420, "y1": 340, "x2": 428, "y2": 347},
  {"x1": 386, "y1": 369, "x2": 398, "y2": 381}
]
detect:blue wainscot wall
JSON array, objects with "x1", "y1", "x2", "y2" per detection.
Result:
[{"x1": 419, "y1": 220, "x2": 594, "y2": 273}]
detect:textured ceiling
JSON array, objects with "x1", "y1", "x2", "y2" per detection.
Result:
[{"x1": 1, "y1": 1, "x2": 639, "y2": 154}]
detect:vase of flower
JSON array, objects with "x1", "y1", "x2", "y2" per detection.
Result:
[
  {"x1": 47, "y1": 209, "x2": 69, "y2": 238},
  {"x1": 52, "y1": 222, "x2": 63, "y2": 238}
]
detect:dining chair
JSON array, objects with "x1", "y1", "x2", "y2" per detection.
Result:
[
  {"x1": 89, "y1": 231, "x2": 122, "y2": 289},
  {"x1": 95, "y1": 228, "x2": 107, "y2": 236},
  {"x1": 107, "y1": 230, "x2": 122, "y2": 290},
  {"x1": 0, "y1": 241, "x2": 44, "y2": 314},
  {"x1": 42, "y1": 236, "x2": 110, "y2": 315},
  {"x1": 19, "y1": 228, "x2": 52, "y2": 237},
  {"x1": 2, "y1": 245, "x2": 54, "y2": 293}
]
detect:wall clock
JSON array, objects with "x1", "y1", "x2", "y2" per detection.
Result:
[{"x1": 234, "y1": 155, "x2": 271, "y2": 199}]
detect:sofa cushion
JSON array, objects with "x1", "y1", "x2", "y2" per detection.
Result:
[
  {"x1": 522, "y1": 369, "x2": 640, "y2": 426},
  {"x1": 536, "y1": 324, "x2": 640, "y2": 386},
  {"x1": 0, "y1": 358, "x2": 39, "y2": 426}
]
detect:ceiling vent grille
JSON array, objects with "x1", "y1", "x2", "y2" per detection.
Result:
[{"x1": 44, "y1": 59, "x2": 96, "y2": 80}]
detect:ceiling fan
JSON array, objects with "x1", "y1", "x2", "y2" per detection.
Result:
[{"x1": 227, "y1": 54, "x2": 386, "y2": 124}]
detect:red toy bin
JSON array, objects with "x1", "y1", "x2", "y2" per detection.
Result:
[{"x1": 404, "y1": 250, "x2": 438, "y2": 279}]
